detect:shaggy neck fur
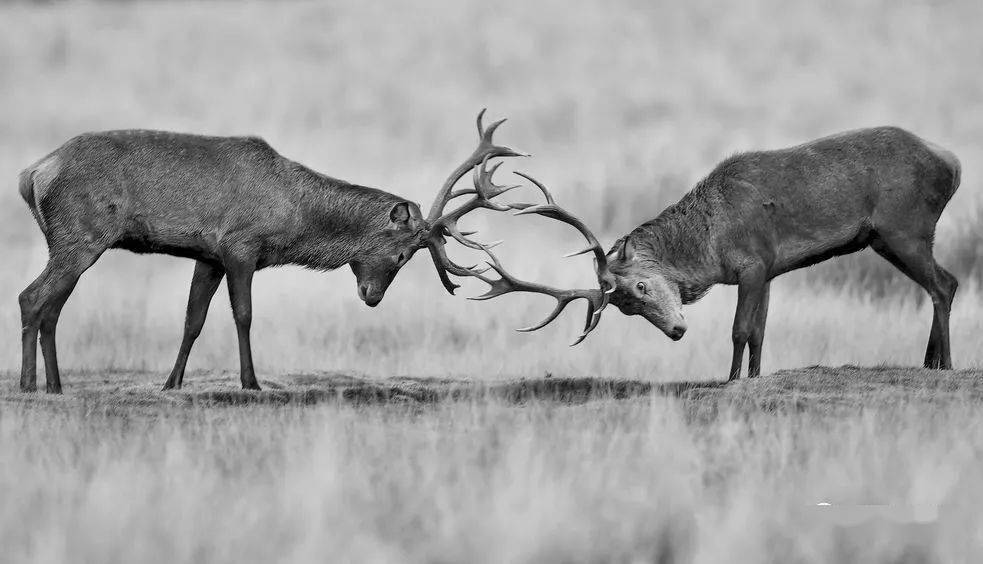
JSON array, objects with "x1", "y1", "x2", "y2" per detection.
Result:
[
  {"x1": 282, "y1": 164, "x2": 406, "y2": 271},
  {"x1": 616, "y1": 181, "x2": 723, "y2": 303}
]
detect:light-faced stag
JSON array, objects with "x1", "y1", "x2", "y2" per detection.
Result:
[
  {"x1": 17, "y1": 111, "x2": 543, "y2": 393},
  {"x1": 560, "y1": 127, "x2": 961, "y2": 380}
]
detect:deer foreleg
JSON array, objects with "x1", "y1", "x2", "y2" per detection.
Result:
[
  {"x1": 747, "y1": 282, "x2": 771, "y2": 378},
  {"x1": 226, "y1": 261, "x2": 260, "y2": 391},
  {"x1": 729, "y1": 267, "x2": 768, "y2": 382}
]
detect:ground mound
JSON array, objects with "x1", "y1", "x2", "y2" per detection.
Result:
[{"x1": 4, "y1": 366, "x2": 982, "y2": 416}]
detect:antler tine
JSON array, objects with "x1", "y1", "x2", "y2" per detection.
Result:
[
  {"x1": 468, "y1": 243, "x2": 608, "y2": 346},
  {"x1": 446, "y1": 221, "x2": 500, "y2": 251},
  {"x1": 475, "y1": 108, "x2": 486, "y2": 136},
  {"x1": 473, "y1": 156, "x2": 522, "y2": 206},
  {"x1": 477, "y1": 109, "x2": 502, "y2": 140},
  {"x1": 516, "y1": 300, "x2": 574, "y2": 333},
  {"x1": 511, "y1": 170, "x2": 556, "y2": 206},
  {"x1": 572, "y1": 290, "x2": 610, "y2": 346}
]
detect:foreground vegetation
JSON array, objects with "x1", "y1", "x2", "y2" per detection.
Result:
[{"x1": 3, "y1": 367, "x2": 983, "y2": 563}]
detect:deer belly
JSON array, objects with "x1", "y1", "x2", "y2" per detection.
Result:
[
  {"x1": 114, "y1": 215, "x2": 221, "y2": 262},
  {"x1": 773, "y1": 220, "x2": 874, "y2": 273}
]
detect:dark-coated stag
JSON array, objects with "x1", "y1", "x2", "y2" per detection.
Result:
[
  {"x1": 17, "y1": 111, "x2": 532, "y2": 393},
  {"x1": 586, "y1": 127, "x2": 961, "y2": 380}
]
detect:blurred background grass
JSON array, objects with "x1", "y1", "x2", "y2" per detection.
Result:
[{"x1": 2, "y1": 0, "x2": 982, "y2": 380}]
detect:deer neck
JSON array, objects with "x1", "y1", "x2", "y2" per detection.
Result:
[
  {"x1": 631, "y1": 193, "x2": 723, "y2": 303},
  {"x1": 282, "y1": 173, "x2": 401, "y2": 271}
]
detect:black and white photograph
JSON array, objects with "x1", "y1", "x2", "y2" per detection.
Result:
[{"x1": 2, "y1": 0, "x2": 982, "y2": 562}]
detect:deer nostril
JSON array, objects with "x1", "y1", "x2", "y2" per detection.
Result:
[
  {"x1": 358, "y1": 284, "x2": 368, "y2": 300},
  {"x1": 669, "y1": 324, "x2": 686, "y2": 341}
]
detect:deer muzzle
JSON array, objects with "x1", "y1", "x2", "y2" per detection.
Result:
[{"x1": 358, "y1": 283, "x2": 383, "y2": 307}]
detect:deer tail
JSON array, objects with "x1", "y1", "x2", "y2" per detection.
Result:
[
  {"x1": 18, "y1": 156, "x2": 56, "y2": 234},
  {"x1": 948, "y1": 151, "x2": 961, "y2": 194}
]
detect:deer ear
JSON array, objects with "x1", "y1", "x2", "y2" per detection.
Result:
[
  {"x1": 389, "y1": 202, "x2": 411, "y2": 225},
  {"x1": 616, "y1": 237, "x2": 636, "y2": 261}
]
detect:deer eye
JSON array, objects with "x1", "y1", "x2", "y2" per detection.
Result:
[
  {"x1": 397, "y1": 252, "x2": 406, "y2": 265},
  {"x1": 636, "y1": 281, "x2": 647, "y2": 294}
]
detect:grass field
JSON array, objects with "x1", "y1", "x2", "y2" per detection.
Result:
[
  {"x1": 3, "y1": 0, "x2": 983, "y2": 561},
  {"x1": 4, "y1": 367, "x2": 983, "y2": 562}
]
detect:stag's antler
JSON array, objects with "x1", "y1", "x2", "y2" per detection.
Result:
[
  {"x1": 424, "y1": 110, "x2": 528, "y2": 293},
  {"x1": 426, "y1": 112, "x2": 613, "y2": 344}
]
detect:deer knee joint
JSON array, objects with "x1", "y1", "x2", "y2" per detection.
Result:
[
  {"x1": 19, "y1": 290, "x2": 41, "y2": 327},
  {"x1": 232, "y1": 308, "x2": 252, "y2": 327},
  {"x1": 944, "y1": 272, "x2": 958, "y2": 295},
  {"x1": 185, "y1": 322, "x2": 204, "y2": 340},
  {"x1": 18, "y1": 288, "x2": 35, "y2": 311},
  {"x1": 749, "y1": 333, "x2": 764, "y2": 348}
]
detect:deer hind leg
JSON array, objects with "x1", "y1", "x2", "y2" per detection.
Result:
[
  {"x1": 929, "y1": 264, "x2": 957, "y2": 369},
  {"x1": 20, "y1": 269, "x2": 50, "y2": 392},
  {"x1": 162, "y1": 261, "x2": 225, "y2": 391},
  {"x1": 747, "y1": 282, "x2": 771, "y2": 378},
  {"x1": 870, "y1": 233, "x2": 956, "y2": 370},
  {"x1": 20, "y1": 247, "x2": 102, "y2": 393},
  {"x1": 729, "y1": 265, "x2": 768, "y2": 382}
]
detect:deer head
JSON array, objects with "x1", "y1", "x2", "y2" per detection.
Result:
[
  {"x1": 349, "y1": 200, "x2": 428, "y2": 307},
  {"x1": 603, "y1": 237, "x2": 688, "y2": 340}
]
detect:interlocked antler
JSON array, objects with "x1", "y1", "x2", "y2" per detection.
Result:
[
  {"x1": 425, "y1": 110, "x2": 529, "y2": 294},
  {"x1": 467, "y1": 172, "x2": 615, "y2": 346},
  {"x1": 426, "y1": 111, "x2": 612, "y2": 345}
]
